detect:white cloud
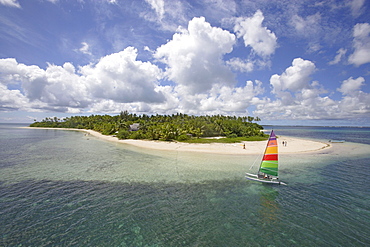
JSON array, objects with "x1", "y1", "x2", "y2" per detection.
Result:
[
  {"x1": 0, "y1": 59, "x2": 90, "y2": 110},
  {"x1": 291, "y1": 13, "x2": 321, "y2": 34},
  {"x1": 0, "y1": 84, "x2": 29, "y2": 111},
  {"x1": 0, "y1": 58, "x2": 20, "y2": 84},
  {"x1": 338, "y1": 77, "x2": 370, "y2": 115},
  {"x1": 89, "y1": 79, "x2": 265, "y2": 116},
  {"x1": 81, "y1": 47, "x2": 164, "y2": 103},
  {"x1": 338, "y1": 76, "x2": 364, "y2": 95},
  {"x1": 348, "y1": 23, "x2": 370, "y2": 66},
  {"x1": 0, "y1": 47, "x2": 164, "y2": 112},
  {"x1": 155, "y1": 16, "x2": 236, "y2": 94},
  {"x1": 254, "y1": 84, "x2": 336, "y2": 121},
  {"x1": 226, "y1": 58, "x2": 254, "y2": 73},
  {"x1": 152, "y1": 80, "x2": 264, "y2": 115},
  {"x1": 141, "y1": 0, "x2": 187, "y2": 31},
  {"x1": 270, "y1": 58, "x2": 316, "y2": 93},
  {"x1": 203, "y1": 0, "x2": 237, "y2": 19},
  {"x1": 79, "y1": 42, "x2": 92, "y2": 56},
  {"x1": 253, "y1": 59, "x2": 370, "y2": 120},
  {"x1": 254, "y1": 96, "x2": 337, "y2": 121},
  {"x1": 145, "y1": 0, "x2": 165, "y2": 21},
  {"x1": 291, "y1": 13, "x2": 322, "y2": 52},
  {"x1": 200, "y1": 80, "x2": 264, "y2": 113},
  {"x1": 328, "y1": 48, "x2": 347, "y2": 65},
  {"x1": 42, "y1": 63, "x2": 90, "y2": 108},
  {"x1": 1, "y1": 51, "x2": 369, "y2": 121},
  {"x1": 0, "y1": 59, "x2": 50, "y2": 112},
  {"x1": 0, "y1": 0, "x2": 20, "y2": 8},
  {"x1": 89, "y1": 100, "x2": 152, "y2": 114},
  {"x1": 234, "y1": 10, "x2": 277, "y2": 57},
  {"x1": 255, "y1": 58, "x2": 328, "y2": 119},
  {"x1": 348, "y1": 0, "x2": 365, "y2": 17},
  {"x1": 88, "y1": 84, "x2": 177, "y2": 114}
]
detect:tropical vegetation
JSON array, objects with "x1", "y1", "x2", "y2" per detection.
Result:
[{"x1": 30, "y1": 111, "x2": 267, "y2": 142}]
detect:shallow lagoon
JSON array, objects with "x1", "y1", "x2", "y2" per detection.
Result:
[{"x1": 1, "y1": 124, "x2": 369, "y2": 246}]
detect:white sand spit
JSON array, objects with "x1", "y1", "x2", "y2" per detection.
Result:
[{"x1": 23, "y1": 127, "x2": 331, "y2": 155}]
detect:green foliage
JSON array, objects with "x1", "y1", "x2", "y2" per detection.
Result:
[
  {"x1": 176, "y1": 134, "x2": 191, "y2": 141},
  {"x1": 116, "y1": 129, "x2": 130, "y2": 140},
  {"x1": 101, "y1": 123, "x2": 117, "y2": 135},
  {"x1": 129, "y1": 130, "x2": 145, "y2": 140},
  {"x1": 226, "y1": 133, "x2": 238, "y2": 138},
  {"x1": 30, "y1": 111, "x2": 267, "y2": 141}
]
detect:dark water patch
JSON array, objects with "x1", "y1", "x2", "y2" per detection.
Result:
[
  {"x1": 0, "y1": 179, "x2": 294, "y2": 246},
  {"x1": 2, "y1": 178, "x2": 368, "y2": 246}
]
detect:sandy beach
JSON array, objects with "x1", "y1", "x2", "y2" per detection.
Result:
[{"x1": 23, "y1": 127, "x2": 331, "y2": 154}]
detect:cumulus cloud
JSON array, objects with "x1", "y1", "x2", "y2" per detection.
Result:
[
  {"x1": 155, "y1": 16, "x2": 236, "y2": 94},
  {"x1": 338, "y1": 76, "x2": 364, "y2": 95},
  {"x1": 234, "y1": 10, "x2": 277, "y2": 57},
  {"x1": 0, "y1": 84, "x2": 29, "y2": 111},
  {"x1": 0, "y1": 47, "x2": 164, "y2": 112},
  {"x1": 87, "y1": 79, "x2": 264, "y2": 116},
  {"x1": 328, "y1": 48, "x2": 347, "y2": 65},
  {"x1": 0, "y1": 0, "x2": 20, "y2": 8},
  {"x1": 1, "y1": 8, "x2": 369, "y2": 123},
  {"x1": 338, "y1": 77, "x2": 370, "y2": 115},
  {"x1": 253, "y1": 58, "x2": 370, "y2": 120},
  {"x1": 226, "y1": 58, "x2": 254, "y2": 73},
  {"x1": 199, "y1": 80, "x2": 264, "y2": 113},
  {"x1": 255, "y1": 58, "x2": 331, "y2": 119},
  {"x1": 81, "y1": 47, "x2": 164, "y2": 103},
  {"x1": 153, "y1": 80, "x2": 264, "y2": 115},
  {"x1": 348, "y1": 23, "x2": 370, "y2": 66},
  {"x1": 270, "y1": 58, "x2": 316, "y2": 93},
  {"x1": 0, "y1": 58, "x2": 90, "y2": 111}
]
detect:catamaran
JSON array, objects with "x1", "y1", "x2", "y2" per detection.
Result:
[{"x1": 245, "y1": 130, "x2": 287, "y2": 185}]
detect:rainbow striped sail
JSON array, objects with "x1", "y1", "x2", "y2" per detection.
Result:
[
  {"x1": 259, "y1": 130, "x2": 278, "y2": 177},
  {"x1": 246, "y1": 130, "x2": 286, "y2": 184}
]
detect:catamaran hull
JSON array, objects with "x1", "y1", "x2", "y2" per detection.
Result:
[{"x1": 245, "y1": 173, "x2": 287, "y2": 185}]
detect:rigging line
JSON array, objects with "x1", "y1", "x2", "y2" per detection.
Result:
[
  {"x1": 249, "y1": 130, "x2": 273, "y2": 170},
  {"x1": 249, "y1": 153, "x2": 261, "y2": 170}
]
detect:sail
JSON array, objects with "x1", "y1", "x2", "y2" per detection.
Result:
[{"x1": 259, "y1": 130, "x2": 278, "y2": 177}]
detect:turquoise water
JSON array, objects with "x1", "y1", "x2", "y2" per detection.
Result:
[{"x1": 1, "y1": 124, "x2": 369, "y2": 246}]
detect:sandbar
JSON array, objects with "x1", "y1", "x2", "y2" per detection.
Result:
[{"x1": 22, "y1": 127, "x2": 331, "y2": 155}]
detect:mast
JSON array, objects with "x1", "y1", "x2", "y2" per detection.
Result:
[{"x1": 258, "y1": 130, "x2": 279, "y2": 177}]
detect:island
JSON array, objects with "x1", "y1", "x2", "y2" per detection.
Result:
[
  {"x1": 29, "y1": 112, "x2": 330, "y2": 154},
  {"x1": 30, "y1": 111, "x2": 267, "y2": 142}
]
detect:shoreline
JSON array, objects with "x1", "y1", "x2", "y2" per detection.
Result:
[{"x1": 22, "y1": 127, "x2": 331, "y2": 155}]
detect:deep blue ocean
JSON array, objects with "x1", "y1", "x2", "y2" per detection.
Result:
[{"x1": 0, "y1": 124, "x2": 369, "y2": 246}]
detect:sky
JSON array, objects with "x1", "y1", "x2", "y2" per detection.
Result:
[{"x1": 0, "y1": 0, "x2": 370, "y2": 126}]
